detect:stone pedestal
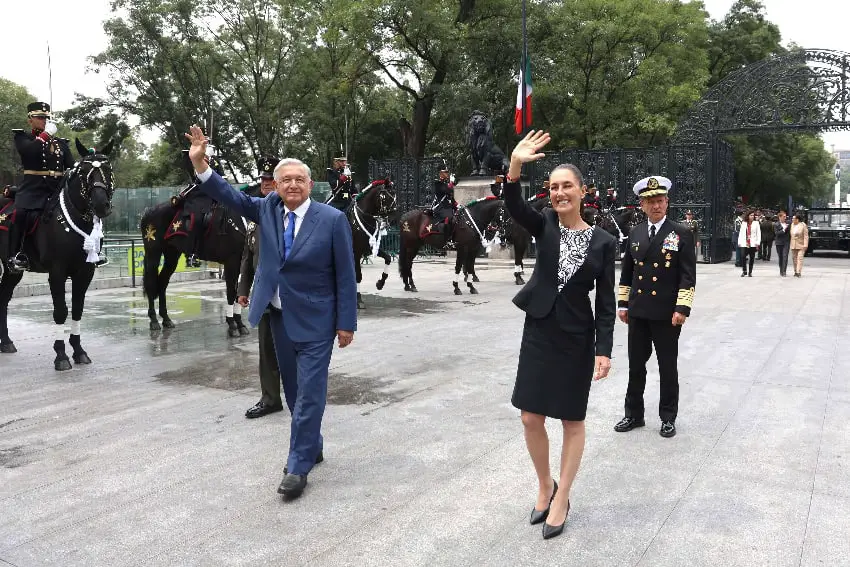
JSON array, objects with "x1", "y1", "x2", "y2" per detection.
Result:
[{"x1": 449, "y1": 177, "x2": 529, "y2": 260}]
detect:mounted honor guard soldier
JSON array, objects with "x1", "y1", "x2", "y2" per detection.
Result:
[
  {"x1": 175, "y1": 141, "x2": 226, "y2": 268},
  {"x1": 7, "y1": 102, "x2": 105, "y2": 271},
  {"x1": 426, "y1": 162, "x2": 457, "y2": 247},
  {"x1": 326, "y1": 156, "x2": 353, "y2": 210},
  {"x1": 615, "y1": 175, "x2": 696, "y2": 439},
  {"x1": 604, "y1": 187, "x2": 617, "y2": 210}
]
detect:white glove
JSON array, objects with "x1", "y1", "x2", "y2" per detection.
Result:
[
  {"x1": 343, "y1": 165, "x2": 352, "y2": 176},
  {"x1": 450, "y1": 174, "x2": 456, "y2": 184},
  {"x1": 45, "y1": 121, "x2": 58, "y2": 135}
]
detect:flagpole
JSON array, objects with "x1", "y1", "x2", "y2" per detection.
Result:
[
  {"x1": 521, "y1": 0, "x2": 528, "y2": 136},
  {"x1": 47, "y1": 41, "x2": 53, "y2": 110}
]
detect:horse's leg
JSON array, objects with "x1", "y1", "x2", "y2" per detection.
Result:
[
  {"x1": 514, "y1": 238, "x2": 527, "y2": 285},
  {"x1": 375, "y1": 249, "x2": 391, "y2": 290},
  {"x1": 355, "y1": 253, "x2": 365, "y2": 310},
  {"x1": 465, "y1": 246, "x2": 479, "y2": 295},
  {"x1": 453, "y1": 245, "x2": 463, "y2": 295},
  {"x1": 48, "y1": 269, "x2": 72, "y2": 371},
  {"x1": 157, "y1": 248, "x2": 181, "y2": 329},
  {"x1": 225, "y1": 263, "x2": 251, "y2": 337},
  {"x1": 0, "y1": 271, "x2": 23, "y2": 353},
  {"x1": 223, "y1": 261, "x2": 249, "y2": 337},
  {"x1": 401, "y1": 244, "x2": 418, "y2": 292},
  {"x1": 68, "y1": 266, "x2": 95, "y2": 365},
  {"x1": 144, "y1": 245, "x2": 163, "y2": 331}
]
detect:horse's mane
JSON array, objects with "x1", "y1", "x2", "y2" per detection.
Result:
[
  {"x1": 355, "y1": 179, "x2": 390, "y2": 202},
  {"x1": 465, "y1": 196, "x2": 500, "y2": 208}
]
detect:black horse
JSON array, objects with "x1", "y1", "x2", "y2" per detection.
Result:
[
  {"x1": 0, "y1": 139, "x2": 116, "y2": 370},
  {"x1": 348, "y1": 178, "x2": 398, "y2": 309},
  {"x1": 496, "y1": 191, "x2": 551, "y2": 285},
  {"x1": 588, "y1": 206, "x2": 644, "y2": 256},
  {"x1": 139, "y1": 181, "x2": 250, "y2": 336},
  {"x1": 398, "y1": 197, "x2": 502, "y2": 295}
]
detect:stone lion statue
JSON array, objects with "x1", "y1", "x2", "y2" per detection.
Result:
[{"x1": 467, "y1": 110, "x2": 510, "y2": 176}]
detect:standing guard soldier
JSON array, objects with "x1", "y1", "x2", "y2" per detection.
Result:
[
  {"x1": 614, "y1": 176, "x2": 696, "y2": 439},
  {"x1": 8, "y1": 102, "x2": 106, "y2": 271},
  {"x1": 326, "y1": 156, "x2": 353, "y2": 210},
  {"x1": 237, "y1": 156, "x2": 284, "y2": 419},
  {"x1": 682, "y1": 209, "x2": 700, "y2": 258}
]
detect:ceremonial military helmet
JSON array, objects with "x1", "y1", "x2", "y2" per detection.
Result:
[
  {"x1": 257, "y1": 156, "x2": 279, "y2": 180},
  {"x1": 633, "y1": 176, "x2": 672, "y2": 198},
  {"x1": 27, "y1": 101, "x2": 52, "y2": 118}
]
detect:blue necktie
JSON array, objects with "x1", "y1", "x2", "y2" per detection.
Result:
[{"x1": 283, "y1": 211, "x2": 296, "y2": 260}]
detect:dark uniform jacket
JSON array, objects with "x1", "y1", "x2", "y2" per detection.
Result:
[
  {"x1": 432, "y1": 179, "x2": 455, "y2": 220},
  {"x1": 13, "y1": 129, "x2": 73, "y2": 210},
  {"x1": 618, "y1": 219, "x2": 696, "y2": 319},
  {"x1": 237, "y1": 221, "x2": 259, "y2": 298}
]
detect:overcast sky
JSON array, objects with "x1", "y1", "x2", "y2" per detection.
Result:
[{"x1": 2, "y1": 0, "x2": 849, "y2": 152}]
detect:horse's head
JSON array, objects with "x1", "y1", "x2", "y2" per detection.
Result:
[
  {"x1": 68, "y1": 138, "x2": 116, "y2": 219},
  {"x1": 358, "y1": 178, "x2": 397, "y2": 218}
]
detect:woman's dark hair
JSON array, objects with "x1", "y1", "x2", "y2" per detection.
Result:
[
  {"x1": 792, "y1": 214, "x2": 801, "y2": 222},
  {"x1": 551, "y1": 164, "x2": 584, "y2": 187}
]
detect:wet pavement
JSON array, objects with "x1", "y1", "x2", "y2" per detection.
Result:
[{"x1": 2, "y1": 254, "x2": 850, "y2": 566}]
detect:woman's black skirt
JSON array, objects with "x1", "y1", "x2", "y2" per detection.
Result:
[{"x1": 512, "y1": 309, "x2": 595, "y2": 421}]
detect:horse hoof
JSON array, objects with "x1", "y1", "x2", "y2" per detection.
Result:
[
  {"x1": 515, "y1": 275, "x2": 525, "y2": 285},
  {"x1": 228, "y1": 328, "x2": 240, "y2": 338},
  {"x1": 357, "y1": 301, "x2": 365, "y2": 310},
  {"x1": 162, "y1": 319, "x2": 175, "y2": 329},
  {"x1": 55, "y1": 358, "x2": 72, "y2": 371},
  {"x1": 73, "y1": 352, "x2": 92, "y2": 364},
  {"x1": 404, "y1": 284, "x2": 411, "y2": 292},
  {"x1": 376, "y1": 279, "x2": 386, "y2": 290},
  {"x1": 470, "y1": 287, "x2": 479, "y2": 295},
  {"x1": 472, "y1": 275, "x2": 480, "y2": 283},
  {"x1": 238, "y1": 326, "x2": 250, "y2": 336},
  {"x1": 410, "y1": 286, "x2": 418, "y2": 293},
  {"x1": 0, "y1": 342, "x2": 17, "y2": 354},
  {"x1": 454, "y1": 288, "x2": 463, "y2": 296},
  {"x1": 149, "y1": 321, "x2": 161, "y2": 331}
]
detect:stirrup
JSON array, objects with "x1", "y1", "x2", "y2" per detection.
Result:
[
  {"x1": 8, "y1": 253, "x2": 28, "y2": 272},
  {"x1": 95, "y1": 253, "x2": 109, "y2": 268},
  {"x1": 186, "y1": 255, "x2": 202, "y2": 268}
]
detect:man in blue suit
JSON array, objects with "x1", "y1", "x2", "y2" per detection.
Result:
[{"x1": 185, "y1": 126, "x2": 357, "y2": 499}]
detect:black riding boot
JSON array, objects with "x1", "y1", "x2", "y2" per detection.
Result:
[
  {"x1": 7, "y1": 221, "x2": 28, "y2": 272},
  {"x1": 443, "y1": 220, "x2": 455, "y2": 249}
]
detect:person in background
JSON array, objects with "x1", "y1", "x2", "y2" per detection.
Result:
[
  {"x1": 773, "y1": 210, "x2": 791, "y2": 277},
  {"x1": 737, "y1": 210, "x2": 760, "y2": 277},
  {"x1": 789, "y1": 213, "x2": 809, "y2": 277}
]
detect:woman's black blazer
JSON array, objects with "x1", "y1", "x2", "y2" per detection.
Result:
[{"x1": 503, "y1": 182, "x2": 616, "y2": 357}]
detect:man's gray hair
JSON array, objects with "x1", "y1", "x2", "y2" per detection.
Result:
[{"x1": 273, "y1": 158, "x2": 312, "y2": 181}]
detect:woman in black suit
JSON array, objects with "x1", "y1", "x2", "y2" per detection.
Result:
[{"x1": 505, "y1": 131, "x2": 616, "y2": 540}]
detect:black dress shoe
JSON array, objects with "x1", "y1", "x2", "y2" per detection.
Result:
[
  {"x1": 542, "y1": 500, "x2": 570, "y2": 540},
  {"x1": 245, "y1": 400, "x2": 284, "y2": 419},
  {"x1": 660, "y1": 421, "x2": 676, "y2": 438},
  {"x1": 614, "y1": 417, "x2": 645, "y2": 432},
  {"x1": 277, "y1": 473, "x2": 307, "y2": 498},
  {"x1": 283, "y1": 450, "x2": 323, "y2": 475},
  {"x1": 530, "y1": 480, "x2": 558, "y2": 525}
]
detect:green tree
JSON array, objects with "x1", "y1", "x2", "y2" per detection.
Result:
[
  {"x1": 535, "y1": 0, "x2": 710, "y2": 149},
  {"x1": 0, "y1": 78, "x2": 35, "y2": 185},
  {"x1": 706, "y1": 0, "x2": 783, "y2": 86}
]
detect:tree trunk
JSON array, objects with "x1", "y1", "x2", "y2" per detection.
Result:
[{"x1": 403, "y1": 66, "x2": 447, "y2": 158}]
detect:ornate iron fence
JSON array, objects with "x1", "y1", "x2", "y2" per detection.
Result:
[{"x1": 525, "y1": 143, "x2": 734, "y2": 263}]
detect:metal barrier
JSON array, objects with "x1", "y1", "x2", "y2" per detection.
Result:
[{"x1": 96, "y1": 237, "x2": 214, "y2": 287}]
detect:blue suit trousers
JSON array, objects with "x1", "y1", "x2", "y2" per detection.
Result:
[{"x1": 268, "y1": 308, "x2": 333, "y2": 476}]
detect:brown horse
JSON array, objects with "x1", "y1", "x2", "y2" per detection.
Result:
[
  {"x1": 496, "y1": 191, "x2": 551, "y2": 285},
  {"x1": 398, "y1": 197, "x2": 503, "y2": 295}
]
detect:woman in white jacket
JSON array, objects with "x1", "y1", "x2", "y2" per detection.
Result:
[{"x1": 737, "y1": 210, "x2": 761, "y2": 277}]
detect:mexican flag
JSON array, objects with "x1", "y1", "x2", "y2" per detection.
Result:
[{"x1": 514, "y1": 58, "x2": 532, "y2": 134}]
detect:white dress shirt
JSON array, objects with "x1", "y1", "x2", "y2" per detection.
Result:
[{"x1": 195, "y1": 167, "x2": 311, "y2": 309}]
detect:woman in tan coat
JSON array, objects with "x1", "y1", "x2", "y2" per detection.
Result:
[{"x1": 789, "y1": 214, "x2": 809, "y2": 277}]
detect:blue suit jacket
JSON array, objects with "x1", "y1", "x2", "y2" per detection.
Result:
[{"x1": 199, "y1": 171, "x2": 357, "y2": 341}]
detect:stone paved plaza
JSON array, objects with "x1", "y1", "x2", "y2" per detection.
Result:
[{"x1": 1, "y1": 253, "x2": 849, "y2": 566}]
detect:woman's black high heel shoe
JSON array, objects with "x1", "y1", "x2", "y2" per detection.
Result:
[
  {"x1": 542, "y1": 499, "x2": 570, "y2": 540},
  {"x1": 529, "y1": 480, "x2": 558, "y2": 525}
]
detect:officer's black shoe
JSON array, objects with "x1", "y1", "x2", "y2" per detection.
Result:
[
  {"x1": 660, "y1": 421, "x2": 677, "y2": 438},
  {"x1": 614, "y1": 416, "x2": 645, "y2": 432}
]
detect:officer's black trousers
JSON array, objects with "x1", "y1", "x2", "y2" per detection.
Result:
[
  {"x1": 7, "y1": 208, "x2": 37, "y2": 256},
  {"x1": 257, "y1": 311, "x2": 282, "y2": 406},
  {"x1": 625, "y1": 316, "x2": 682, "y2": 422}
]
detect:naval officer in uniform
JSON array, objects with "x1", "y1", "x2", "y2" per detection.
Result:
[{"x1": 614, "y1": 176, "x2": 696, "y2": 438}]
